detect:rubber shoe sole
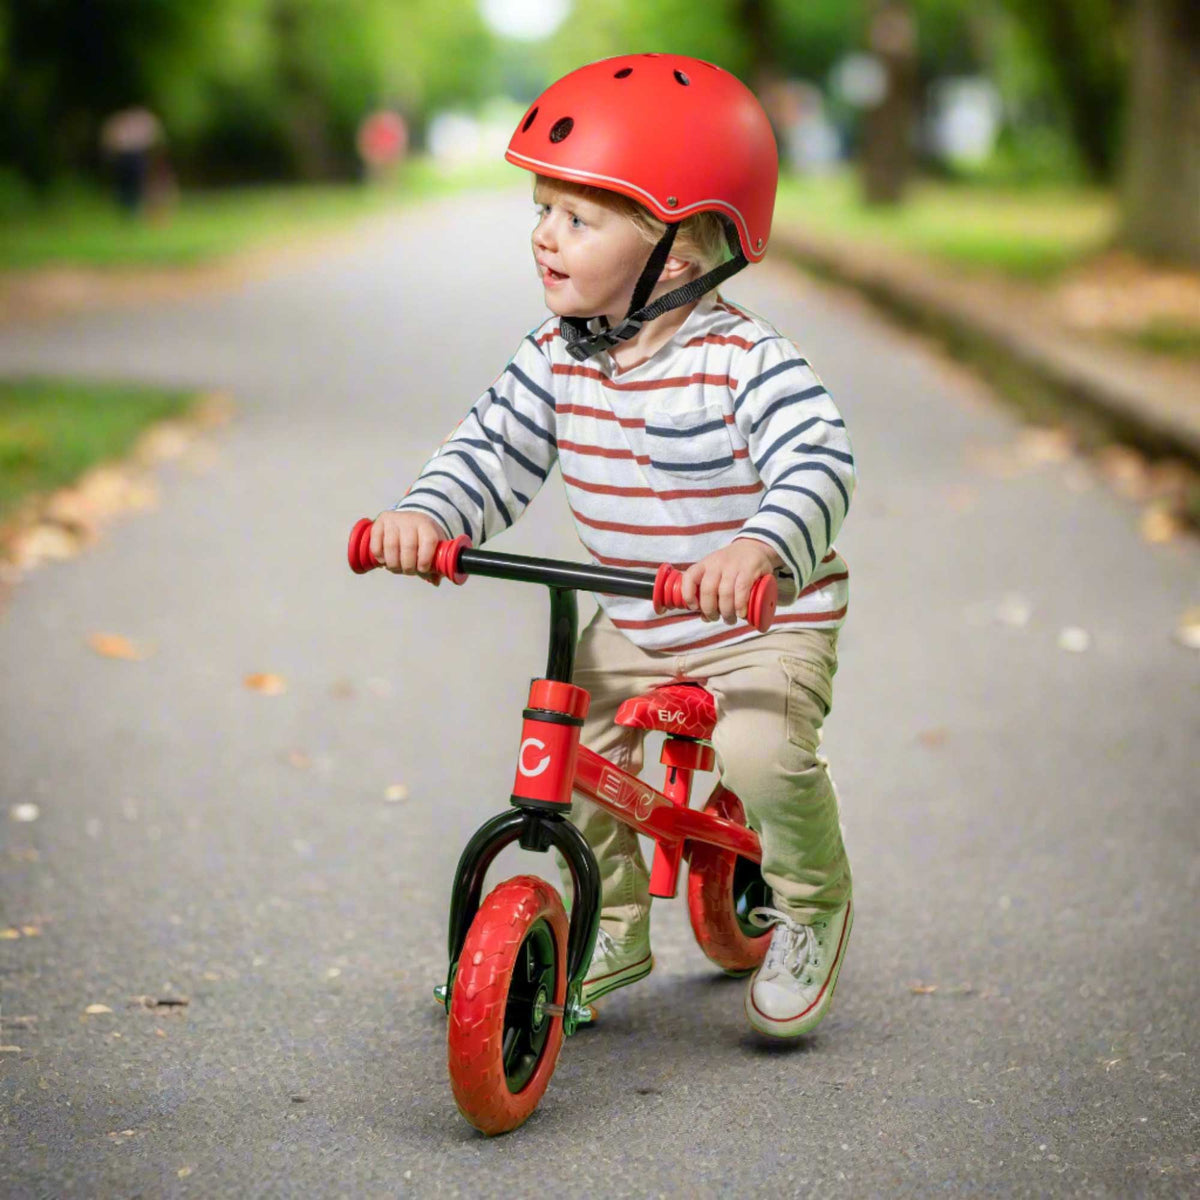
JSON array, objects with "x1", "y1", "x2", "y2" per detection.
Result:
[{"x1": 581, "y1": 951, "x2": 654, "y2": 1006}]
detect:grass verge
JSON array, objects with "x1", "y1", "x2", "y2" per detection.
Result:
[
  {"x1": 0, "y1": 158, "x2": 516, "y2": 271},
  {"x1": 776, "y1": 171, "x2": 1114, "y2": 278},
  {"x1": 0, "y1": 378, "x2": 192, "y2": 520}
]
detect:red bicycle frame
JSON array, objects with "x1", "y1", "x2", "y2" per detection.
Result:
[{"x1": 348, "y1": 521, "x2": 772, "y2": 1033}]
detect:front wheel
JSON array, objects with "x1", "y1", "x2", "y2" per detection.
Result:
[
  {"x1": 447, "y1": 875, "x2": 568, "y2": 1135},
  {"x1": 686, "y1": 786, "x2": 773, "y2": 974}
]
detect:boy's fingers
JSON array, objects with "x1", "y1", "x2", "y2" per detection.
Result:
[
  {"x1": 383, "y1": 522, "x2": 403, "y2": 572},
  {"x1": 718, "y1": 573, "x2": 738, "y2": 623},
  {"x1": 415, "y1": 525, "x2": 439, "y2": 575},
  {"x1": 733, "y1": 573, "x2": 753, "y2": 620},
  {"x1": 370, "y1": 517, "x2": 385, "y2": 564},
  {"x1": 681, "y1": 564, "x2": 703, "y2": 609},
  {"x1": 397, "y1": 523, "x2": 419, "y2": 574},
  {"x1": 698, "y1": 570, "x2": 721, "y2": 621}
]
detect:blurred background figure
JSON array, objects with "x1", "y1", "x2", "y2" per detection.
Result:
[
  {"x1": 99, "y1": 106, "x2": 164, "y2": 217},
  {"x1": 356, "y1": 109, "x2": 409, "y2": 183}
]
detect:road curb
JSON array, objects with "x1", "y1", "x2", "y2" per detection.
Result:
[{"x1": 774, "y1": 228, "x2": 1200, "y2": 469}]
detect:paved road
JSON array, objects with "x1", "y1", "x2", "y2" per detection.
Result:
[{"x1": 1, "y1": 190, "x2": 1196, "y2": 1197}]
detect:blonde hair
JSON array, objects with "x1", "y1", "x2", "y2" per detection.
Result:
[{"x1": 534, "y1": 175, "x2": 733, "y2": 274}]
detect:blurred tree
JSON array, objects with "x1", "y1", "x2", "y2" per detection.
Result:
[
  {"x1": 861, "y1": 0, "x2": 919, "y2": 204},
  {"x1": 997, "y1": 0, "x2": 1127, "y2": 180},
  {"x1": 1119, "y1": 0, "x2": 1200, "y2": 263}
]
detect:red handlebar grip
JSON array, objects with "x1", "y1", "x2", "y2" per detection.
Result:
[
  {"x1": 653, "y1": 565, "x2": 778, "y2": 633},
  {"x1": 348, "y1": 517, "x2": 378, "y2": 573},
  {"x1": 347, "y1": 519, "x2": 473, "y2": 584},
  {"x1": 433, "y1": 536, "x2": 471, "y2": 585}
]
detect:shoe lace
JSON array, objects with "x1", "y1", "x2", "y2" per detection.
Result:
[
  {"x1": 748, "y1": 906, "x2": 817, "y2": 977},
  {"x1": 593, "y1": 926, "x2": 617, "y2": 962}
]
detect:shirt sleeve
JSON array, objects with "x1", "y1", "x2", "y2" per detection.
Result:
[
  {"x1": 393, "y1": 330, "x2": 559, "y2": 544},
  {"x1": 730, "y1": 335, "x2": 856, "y2": 589}
]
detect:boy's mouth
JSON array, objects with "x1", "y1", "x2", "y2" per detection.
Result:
[{"x1": 539, "y1": 260, "x2": 569, "y2": 285}]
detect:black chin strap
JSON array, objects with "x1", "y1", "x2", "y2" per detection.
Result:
[{"x1": 562, "y1": 223, "x2": 750, "y2": 363}]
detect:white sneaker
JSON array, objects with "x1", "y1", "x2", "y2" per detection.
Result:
[
  {"x1": 744, "y1": 899, "x2": 853, "y2": 1037},
  {"x1": 581, "y1": 925, "x2": 653, "y2": 1006}
]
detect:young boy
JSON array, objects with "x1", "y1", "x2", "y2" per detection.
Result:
[{"x1": 370, "y1": 55, "x2": 855, "y2": 1038}]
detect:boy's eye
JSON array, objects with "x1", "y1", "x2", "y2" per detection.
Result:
[{"x1": 569, "y1": 214, "x2": 585, "y2": 229}]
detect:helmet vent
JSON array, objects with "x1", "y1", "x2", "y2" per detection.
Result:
[
  {"x1": 549, "y1": 117, "x2": 574, "y2": 143},
  {"x1": 674, "y1": 70, "x2": 690, "y2": 86},
  {"x1": 614, "y1": 67, "x2": 633, "y2": 79},
  {"x1": 521, "y1": 107, "x2": 539, "y2": 133}
]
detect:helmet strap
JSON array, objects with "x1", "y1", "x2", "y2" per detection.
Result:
[{"x1": 562, "y1": 223, "x2": 749, "y2": 363}]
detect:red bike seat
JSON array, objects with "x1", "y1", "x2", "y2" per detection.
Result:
[{"x1": 615, "y1": 683, "x2": 716, "y2": 739}]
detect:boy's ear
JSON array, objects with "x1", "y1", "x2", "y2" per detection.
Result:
[{"x1": 660, "y1": 253, "x2": 699, "y2": 281}]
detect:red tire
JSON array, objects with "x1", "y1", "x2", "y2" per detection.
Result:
[
  {"x1": 447, "y1": 875, "x2": 568, "y2": 1136},
  {"x1": 687, "y1": 786, "x2": 774, "y2": 974}
]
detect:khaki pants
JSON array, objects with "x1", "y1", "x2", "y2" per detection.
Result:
[{"x1": 559, "y1": 608, "x2": 852, "y2": 938}]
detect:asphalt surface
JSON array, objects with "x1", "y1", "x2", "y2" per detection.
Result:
[{"x1": 1, "y1": 189, "x2": 1197, "y2": 1198}]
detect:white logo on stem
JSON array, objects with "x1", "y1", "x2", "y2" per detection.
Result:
[{"x1": 518, "y1": 738, "x2": 551, "y2": 777}]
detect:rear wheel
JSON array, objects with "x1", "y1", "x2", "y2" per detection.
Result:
[
  {"x1": 687, "y1": 786, "x2": 773, "y2": 974},
  {"x1": 447, "y1": 875, "x2": 568, "y2": 1135}
]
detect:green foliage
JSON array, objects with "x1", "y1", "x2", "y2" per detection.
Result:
[{"x1": 0, "y1": 379, "x2": 191, "y2": 518}]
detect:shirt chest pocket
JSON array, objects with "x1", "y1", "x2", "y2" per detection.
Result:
[{"x1": 643, "y1": 402, "x2": 736, "y2": 481}]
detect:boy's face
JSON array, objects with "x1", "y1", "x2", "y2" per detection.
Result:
[{"x1": 532, "y1": 182, "x2": 671, "y2": 324}]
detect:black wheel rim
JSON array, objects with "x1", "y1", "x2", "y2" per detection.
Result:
[
  {"x1": 733, "y1": 856, "x2": 773, "y2": 939},
  {"x1": 502, "y1": 918, "x2": 557, "y2": 1093}
]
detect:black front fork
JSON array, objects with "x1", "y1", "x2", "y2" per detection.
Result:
[{"x1": 441, "y1": 804, "x2": 601, "y2": 1035}]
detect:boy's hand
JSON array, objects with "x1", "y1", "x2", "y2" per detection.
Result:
[
  {"x1": 370, "y1": 510, "x2": 448, "y2": 585},
  {"x1": 674, "y1": 538, "x2": 783, "y2": 624}
]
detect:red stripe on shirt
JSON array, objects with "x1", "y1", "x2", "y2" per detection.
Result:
[
  {"x1": 535, "y1": 329, "x2": 559, "y2": 346},
  {"x1": 571, "y1": 506, "x2": 746, "y2": 537},
  {"x1": 552, "y1": 364, "x2": 737, "y2": 391},
  {"x1": 559, "y1": 439, "x2": 749, "y2": 463},
  {"x1": 561, "y1": 473, "x2": 764, "y2": 501},
  {"x1": 557, "y1": 403, "x2": 735, "y2": 428},
  {"x1": 682, "y1": 332, "x2": 757, "y2": 351},
  {"x1": 663, "y1": 606, "x2": 849, "y2": 652}
]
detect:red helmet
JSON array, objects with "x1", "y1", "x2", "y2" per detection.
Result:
[{"x1": 506, "y1": 54, "x2": 778, "y2": 262}]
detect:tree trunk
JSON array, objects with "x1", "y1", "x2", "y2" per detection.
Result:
[
  {"x1": 861, "y1": 1, "x2": 918, "y2": 206},
  {"x1": 1120, "y1": 0, "x2": 1200, "y2": 264}
]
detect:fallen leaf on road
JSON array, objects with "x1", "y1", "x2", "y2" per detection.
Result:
[
  {"x1": 128, "y1": 995, "x2": 189, "y2": 1013},
  {"x1": 8, "y1": 522, "x2": 85, "y2": 568},
  {"x1": 326, "y1": 967, "x2": 342, "y2": 979},
  {"x1": 0, "y1": 1045, "x2": 22, "y2": 1053},
  {"x1": 84, "y1": 1004, "x2": 113, "y2": 1015},
  {"x1": 1016, "y1": 427, "x2": 1074, "y2": 465},
  {"x1": 244, "y1": 673, "x2": 286, "y2": 695},
  {"x1": 1095, "y1": 445, "x2": 1151, "y2": 500},
  {"x1": 1058, "y1": 627, "x2": 1091, "y2": 653},
  {"x1": 1140, "y1": 504, "x2": 1183, "y2": 544},
  {"x1": 1174, "y1": 608, "x2": 1200, "y2": 650},
  {"x1": 133, "y1": 422, "x2": 191, "y2": 465},
  {"x1": 384, "y1": 784, "x2": 410, "y2": 802},
  {"x1": 995, "y1": 594, "x2": 1032, "y2": 627},
  {"x1": 88, "y1": 633, "x2": 151, "y2": 661},
  {"x1": 177, "y1": 1165, "x2": 193, "y2": 1178},
  {"x1": 194, "y1": 390, "x2": 236, "y2": 428},
  {"x1": 0, "y1": 928, "x2": 20, "y2": 940},
  {"x1": 107, "y1": 1130, "x2": 138, "y2": 1141},
  {"x1": 909, "y1": 984, "x2": 939, "y2": 994},
  {"x1": 19, "y1": 925, "x2": 41, "y2": 937},
  {"x1": 9, "y1": 803, "x2": 39, "y2": 822}
]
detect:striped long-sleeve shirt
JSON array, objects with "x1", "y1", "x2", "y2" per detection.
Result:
[{"x1": 394, "y1": 291, "x2": 855, "y2": 653}]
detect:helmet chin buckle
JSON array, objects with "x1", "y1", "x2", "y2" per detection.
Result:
[{"x1": 564, "y1": 316, "x2": 644, "y2": 362}]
